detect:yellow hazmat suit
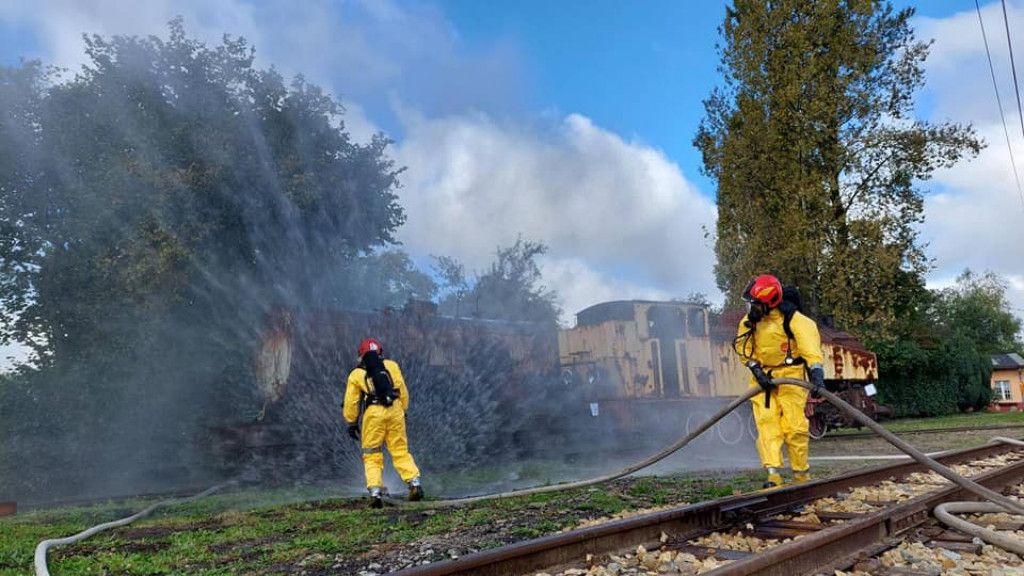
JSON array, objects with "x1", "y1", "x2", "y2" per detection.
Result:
[
  {"x1": 343, "y1": 358, "x2": 421, "y2": 490},
  {"x1": 735, "y1": 308, "x2": 823, "y2": 482}
]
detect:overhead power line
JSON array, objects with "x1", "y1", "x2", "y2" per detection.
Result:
[
  {"x1": 1002, "y1": 0, "x2": 1024, "y2": 140},
  {"x1": 977, "y1": 0, "x2": 1024, "y2": 209}
]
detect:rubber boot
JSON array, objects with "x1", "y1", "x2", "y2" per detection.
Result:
[
  {"x1": 763, "y1": 468, "x2": 784, "y2": 489},
  {"x1": 408, "y1": 477, "x2": 423, "y2": 501},
  {"x1": 368, "y1": 487, "x2": 383, "y2": 509},
  {"x1": 793, "y1": 470, "x2": 811, "y2": 484}
]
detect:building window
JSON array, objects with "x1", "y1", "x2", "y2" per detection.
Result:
[{"x1": 995, "y1": 380, "x2": 1012, "y2": 401}]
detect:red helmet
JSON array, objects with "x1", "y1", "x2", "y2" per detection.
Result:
[
  {"x1": 742, "y1": 275, "x2": 783, "y2": 308},
  {"x1": 358, "y1": 338, "x2": 383, "y2": 357}
]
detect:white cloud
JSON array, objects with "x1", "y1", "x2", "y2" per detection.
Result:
[
  {"x1": 915, "y1": 1, "x2": 1024, "y2": 125},
  {"x1": 0, "y1": 0, "x2": 261, "y2": 72},
  {"x1": 393, "y1": 111, "x2": 719, "y2": 320},
  {"x1": 916, "y1": 1, "x2": 1024, "y2": 330},
  {"x1": 540, "y1": 257, "x2": 676, "y2": 325},
  {"x1": 0, "y1": 0, "x2": 719, "y2": 326},
  {"x1": 0, "y1": 0, "x2": 525, "y2": 118}
]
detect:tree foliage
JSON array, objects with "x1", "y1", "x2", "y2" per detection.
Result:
[
  {"x1": 695, "y1": 0, "x2": 982, "y2": 340},
  {"x1": 0, "y1": 20, "x2": 407, "y2": 501},
  {"x1": 869, "y1": 269, "x2": 1021, "y2": 416},
  {"x1": 935, "y1": 270, "x2": 1023, "y2": 356},
  {"x1": 437, "y1": 237, "x2": 561, "y2": 325}
]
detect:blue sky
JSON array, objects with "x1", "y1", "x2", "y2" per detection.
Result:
[
  {"x1": 435, "y1": 0, "x2": 725, "y2": 191},
  {"x1": 433, "y1": 0, "x2": 979, "y2": 193},
  {"x1": 0, "y1": 0, "x2": 1022, "y2": 332}
]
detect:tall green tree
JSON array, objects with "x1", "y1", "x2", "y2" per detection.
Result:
[
  {"x1": 694, "y1": 0, "x2": 982, "y2": 339},
  {"x1": 0, "y1": 21, "x2": 405, "y2": 501}
]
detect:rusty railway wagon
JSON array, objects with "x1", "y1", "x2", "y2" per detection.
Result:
[
  {"x1": 556, "y1": 300, "x2": 891, "y2": 444},
  {"x1": 222, "y1": 299, "x2": 888, "y2": 478}
]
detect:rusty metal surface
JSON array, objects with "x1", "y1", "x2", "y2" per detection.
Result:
[
  {"x1": 0, "y1": 502, "x2": 15, "y2": 517},
  {"x1": 255, "y1": 309, "x2": 293, "y2": 411},
  {"x1": 390, "y1": 442, "x2": 1019, "y2": 576}
]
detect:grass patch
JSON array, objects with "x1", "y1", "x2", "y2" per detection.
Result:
[
  {"x1": 575, "y1": 490, "x2": 628, "y2": 514},
  {"x1": 830, "y1": 409, "x2": 1024, "y2": 435},
  {"x1": 3, "y1": 471, "x2": 768, "y2": 575}
]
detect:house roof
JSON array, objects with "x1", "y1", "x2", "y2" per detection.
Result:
[{"x1": 991, "y1": 353, "x2": 1024, "y2": 370}]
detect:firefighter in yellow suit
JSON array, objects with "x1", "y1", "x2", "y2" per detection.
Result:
[
  {"x1": 734, "y1": 275, "x2": 825, "y2": 488},
  {"x1": 343, "y1": 338, "x2": 423, "y2": 508}
]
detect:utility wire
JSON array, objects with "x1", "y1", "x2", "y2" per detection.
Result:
[
  {"x1": 1002, "y1": 0, "x2": 1024, "y2": 139},
  {"x1": 980, "y1": 0, "x2": 1024, "y2": 209}
]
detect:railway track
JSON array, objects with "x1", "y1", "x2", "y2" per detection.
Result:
[{"x1": 392, "y1": 440, "x2": 1024, "y2": 576}]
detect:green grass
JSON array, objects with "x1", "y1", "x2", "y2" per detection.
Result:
[
  {"x1": 0, "y1": 473, "x2": 763, "y2": 575},
  {"x1": 830, "y1": 409, "x2": 1024, "y2": 435}
]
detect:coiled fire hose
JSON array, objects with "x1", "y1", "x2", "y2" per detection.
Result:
[
  {"x1": 931, "y1": 436, "x2": 1024, "y2": 555},
  {"x1": 35, "y1": 379, "x2": 1024, "y2": 573},
  {"x1": 33, "y1": 481, "x2": 234, "y2": 576}
]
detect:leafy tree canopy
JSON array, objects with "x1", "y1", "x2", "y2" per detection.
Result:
[
  {"x1": 436, "y1": 237, "x2": 561, "y2": 325},
  {"x1": 695, "y1": 0, "x2": 983, "y2": 341},
  {"x1": 0, "y1": 18, "x2": 405, "y2": 368},
  {"x1": 0, "y1": 19, "x2": 408, "y2": 501},
  {"x1": 936, "y1": 269, "x2": 1023, "y2": 356}
]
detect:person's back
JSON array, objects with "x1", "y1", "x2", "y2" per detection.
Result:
[{"x1": 342, "y1": 338, "x2": 423, "y2": 507}]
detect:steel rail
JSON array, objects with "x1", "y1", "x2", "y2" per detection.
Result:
[
  {"x1": 390, "y1": 441, "x2": 1022, "y2": 576},
  {"x1": 705, "y1": 450, "x2": 1024, "y2": 575}
]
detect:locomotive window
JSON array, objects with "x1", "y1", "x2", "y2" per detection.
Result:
[
  {"x1": 650, "y1": 341, "x2": 662, "y2": 393},
  {"x1": 687, "y1": 309, "x2": 706, "y2": 337}
]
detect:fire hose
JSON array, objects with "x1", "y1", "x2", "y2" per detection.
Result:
[
  {"x1": 33, "y1": 481, "x2": 234, "y2": 576},
  {"x1": 931, "y1": 436, "x2": 1024, "y2": 555},
  {"x1": 389, "y1": 377, "x2": 1024, "y2": 556},
  {"x1": 35, "y1": 379, "x2": 1024, "y2": 573}
]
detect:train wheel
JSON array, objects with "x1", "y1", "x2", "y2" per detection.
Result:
[
  {"x1": 808, "y1": 414, "x2": 829, "y2": 440},
  {"x1": 715, "y1": 411, "x2": 746, "y2": 445},
  {"x1": 685, "y1": 412, "x2": 715, "y2": 446}
]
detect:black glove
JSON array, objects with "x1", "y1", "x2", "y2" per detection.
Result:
[
  {"x1": 809, "y1": 367, "x2": 825, "y2": 399},
  {"x1": 747, "y1": 360, "x2": 774, "y2": 392},
  {"x1": 347, "y1": 423, "x2": 360, "y2": 440},
  {"x1": 747, "y1": 360, "x2": 774, "y2": 408}
]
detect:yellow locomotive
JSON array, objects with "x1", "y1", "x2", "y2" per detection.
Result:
[{"x1": 557, "y1": 300, "x2": 887, "y2": 441}]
